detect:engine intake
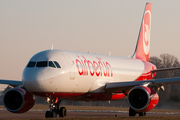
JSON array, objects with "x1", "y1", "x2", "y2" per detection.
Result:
[
  {"x1": 3, "y1": 88, "x2": 35, "y2": 113},
  {"x1": 128, "y1": 86, "x2": 159, "y2": 112}
]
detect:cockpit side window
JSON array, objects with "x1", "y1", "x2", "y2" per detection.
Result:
[
  {"x1": 27, "y1": 61, "x2": 36, "y2": 67},
  {"x1": 36, "y1": 61, "x2": 47, "y2": 67},
  {"x1": 49, "y1": 61, "x2": 56, "y2": 68},
  {"x1": 54, "y1": 61, "x2": 61, "y2": 68}
]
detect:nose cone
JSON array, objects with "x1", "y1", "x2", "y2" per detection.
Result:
[{"x1": 23, "y1": 68, "x2": 45, "y2": 92}]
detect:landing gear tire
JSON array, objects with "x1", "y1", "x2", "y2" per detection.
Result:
[
  {"x1": 52, "y1": 110, "x2": 57, "y2": 117},
  {"x1": 144, "y1": 112, "x2": 146, "y2": 116},
  {"x1": 139, "y1": 112, "x2": 146, "y2": 116},
  {"x1": 45, "y1": 111, "x2": 53, "y2": 118},
  {"x1": 45, "y1": 98, "x2": 67, "y2": 118},
  {"x1": 129, "y1": 107, "x2": 136, "y2": 116},
  {"x1": 59, "y1": 107, "x2": 67, "y2": 117}
]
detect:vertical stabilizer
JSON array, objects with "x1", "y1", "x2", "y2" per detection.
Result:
[{"x1": 132, "y1": 3, "x2": 152, "y2": 61}]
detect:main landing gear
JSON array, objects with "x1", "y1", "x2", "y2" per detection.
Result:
[
  {"x1": 45, "y1": 97, "x2": 67, "y2": 118},
  {"x1": 129, "y1": 107, "x2": 146, "y2": 117}
]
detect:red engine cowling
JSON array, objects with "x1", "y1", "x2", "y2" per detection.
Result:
[
  {"x1": 127, "y1": 86, "x2": 159, "y2": 112},
  {"x1": 3, "y1": 87, "x2": 35, "y2": 113}
]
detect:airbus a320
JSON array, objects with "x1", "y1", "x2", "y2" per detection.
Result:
[{"x1": 1, "y1": 3, "x2": 180, "y2": 118}]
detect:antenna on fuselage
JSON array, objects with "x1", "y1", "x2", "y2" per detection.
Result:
[
  {"x1": 109, "y1": 51, "x2": 111, "y2": 56},
  {"x1": 51, "y1": 44, "x2": 53, "y2": 50}
]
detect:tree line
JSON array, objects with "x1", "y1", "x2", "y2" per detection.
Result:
[{"x1": 150, "y1": 53, "x2": 180, "y2": 103}]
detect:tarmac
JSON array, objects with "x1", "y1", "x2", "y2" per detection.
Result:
[{"x1": 1, "y1": 109, "x2": 180, "y2": 119}]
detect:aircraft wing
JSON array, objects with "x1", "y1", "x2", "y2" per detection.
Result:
[
  {"x1": 0, "y1": 79, "x2": 22, "y2": 87},
  {"x1": 105, "y1": 77, "x2": 180, "y2": 93}
]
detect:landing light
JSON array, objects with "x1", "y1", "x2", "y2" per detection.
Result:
[{"x1": 46, "y1": 97, "x2": 51, "y2": 103}]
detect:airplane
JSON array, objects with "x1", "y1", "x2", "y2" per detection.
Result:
[{"x1": 1, "y1": 2, "x2": 180, "y2": 118}]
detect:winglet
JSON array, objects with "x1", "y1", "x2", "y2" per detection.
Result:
[{"x1": 132, "y1": 3, "x2": 152, "y2": 62}]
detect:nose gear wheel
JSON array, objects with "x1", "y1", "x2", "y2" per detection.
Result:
[{"x1": 45, "y1": 98, "x2": 67, "y2": 118}]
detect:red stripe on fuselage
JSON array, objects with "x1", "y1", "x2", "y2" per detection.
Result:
[{"x1": 32, "y1": 92, "x2": 125, "y2": 101}]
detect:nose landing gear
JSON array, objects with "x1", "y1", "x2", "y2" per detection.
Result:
[{"x1": 45, "y1": 97, "x2": 67, "y2": 118}]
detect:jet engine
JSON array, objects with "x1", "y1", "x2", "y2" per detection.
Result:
[
  {"x1": 3, "y1": 87, "x2": 35, "y2": 113},
  {"x1": 127, "y1": 86, "x2": 159, "y2": 112}
]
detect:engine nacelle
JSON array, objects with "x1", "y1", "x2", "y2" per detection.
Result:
[
  {"x1": 3, "y1": 87, "x2": 35, "y2": 113},
  {"x1": 127, "y1": 86, "x2": 159, "y2": 112}
]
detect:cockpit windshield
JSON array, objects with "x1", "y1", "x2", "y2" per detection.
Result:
[
  {"x1": 27, "y1": 61, "x2": 36, "y2": 67},
  {"x1": 49, "y1": 61, "x2": 56, "y2": 68},
  {"x1": 36, "y1": 61, "x2": 47, "y2": 67},
  {"x1": 27, "y1": 61, "x2": 61, "y2": 68}
]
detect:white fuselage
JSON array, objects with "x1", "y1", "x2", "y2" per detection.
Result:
[{"x1": 23, "y1": 50, "x2": 145, "y2": 96}]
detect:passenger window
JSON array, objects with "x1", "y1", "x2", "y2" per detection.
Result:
[
  {"x1": 49, "y1": 61, "x2": 56, "y2": 68},
  {"x1": 54, "y1": 61, "x2": 61, "y2": 68},
  {"x1": 27, "y1": 61, "x2": 36, "y2": 67},
  {"x1": 36, "y1": 61, "x2": 47, "y2": 67}
]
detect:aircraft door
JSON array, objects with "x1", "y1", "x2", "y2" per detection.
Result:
[{"x1": 62, "y1": 54, "x2": 75, "y2": 80}]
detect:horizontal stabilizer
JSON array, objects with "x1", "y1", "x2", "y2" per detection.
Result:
[{"x1": 152, "y1": 67, "x2": 180, "y2": 73}]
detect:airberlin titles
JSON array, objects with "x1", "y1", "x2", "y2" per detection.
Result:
[{"x1": 75, "y1": 55, "x2": 113, "y2": 77}]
